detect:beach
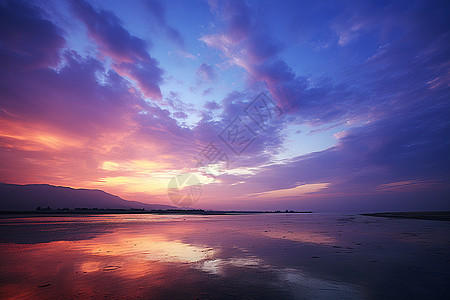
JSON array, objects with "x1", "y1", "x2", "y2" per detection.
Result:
[{"x1": 0, "y1": 213, "x2": 449, "y2": 299}]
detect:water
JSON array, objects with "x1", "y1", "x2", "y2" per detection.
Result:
[{"x1": 0, "y1": 213, "x2": 449, "y2": 299}]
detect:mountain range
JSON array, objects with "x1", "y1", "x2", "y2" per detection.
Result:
[{"x1": 0, "y1": 183, "x2": 175, "y2": 210}]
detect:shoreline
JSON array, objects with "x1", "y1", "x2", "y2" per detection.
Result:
[
  {"x1": 0, "y1": 209, "x2": 312, "y2": 216},
  {"x1": 361, "y1": 211, "x2": 450, "y2": 221}
]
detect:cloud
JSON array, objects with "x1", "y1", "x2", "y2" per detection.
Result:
[
  {"x1": 200, "y1": 0, "x2": 307, "y2": 113},
  {"x1": 0, "y1": 1, "x2": 65, "y2": 68},
  {"x1": 71, "y1": 0, "x2": 163, "y2": 100},
  {"x1": 204, "y1": 101, "x2": 220, "y2": 110},
  {"x1": 168, "y1": 50, "x2": 196, "y2": 60},
  {"x1": 200, "y1": 0, "x2": 449, "y2": 126},
  {"x1": 144, "y1": 0, "x2": 184, "y2": 48},
  {"x1": 196, "y1": 63, "x2": 217, "y2": 82},
  {"x1": 248, "y1": 183, "x2": 330, "y2": 198}
]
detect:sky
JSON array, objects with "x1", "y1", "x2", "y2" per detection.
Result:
[{"x1": 0, "y1": 0, "x2": 449, "y2": 212}]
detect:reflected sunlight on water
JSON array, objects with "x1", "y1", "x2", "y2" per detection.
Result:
[{"x1": 0, "y1": 213, "x2": 449, "y2": 299}]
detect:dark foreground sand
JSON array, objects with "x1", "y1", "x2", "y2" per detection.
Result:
[{"x1": 0, "y1": 213, "x2": 449, "y2": 299}]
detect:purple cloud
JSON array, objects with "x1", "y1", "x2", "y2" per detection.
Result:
[
  {"x1": 71, "y1": 0, "x2": 163, "y2": 100},
  {"x1": 144, "y1": 0, "x2": 184, "y2": 48},
  {"x1": 0, "y1": 1, "x2": 65, "y2": 69},
  {"x1": 196, "y1": 63, "x2": 217, "y2": 82},
  {"x1": 204, "y1": 101, "x2": 220, "y2": 110}
]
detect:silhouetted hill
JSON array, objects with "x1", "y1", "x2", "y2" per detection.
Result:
[{"x1": 0, "y1": 183, "x2": 175, "y2": 210}]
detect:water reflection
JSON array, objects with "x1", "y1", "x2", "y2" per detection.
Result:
[
  {"x1": 76, "y1": 232, "x2": 216, "y2": 263},
  {"x1": 0, "y1": 213, "x2": 449, "y2": 299}
]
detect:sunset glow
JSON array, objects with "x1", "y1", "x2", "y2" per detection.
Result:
[{"x1": 0, "y1": 0, "x2": 449, "y2": 211}]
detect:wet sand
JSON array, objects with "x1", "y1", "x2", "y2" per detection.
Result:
[{"x1": 0, "y1": 213, "x2": 449, "y2": 299}]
